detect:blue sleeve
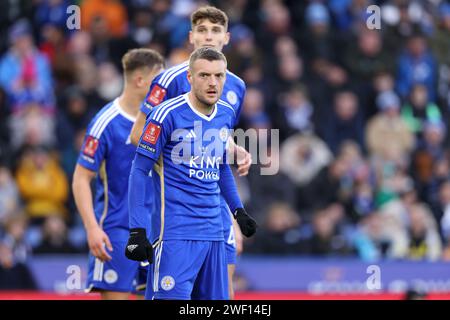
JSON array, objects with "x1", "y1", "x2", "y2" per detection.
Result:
[
  {"x1": 128, "y1": 153, "x2": 156, "y2": 233},
  {"x1": 218, "y1": 162, "x2": 243, "y2": 213},
  {"x1": 140, "y1": 73, "x2": 169, "y2": 116}
]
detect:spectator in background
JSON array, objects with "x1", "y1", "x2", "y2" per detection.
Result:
[
  {"x1": 305, "y1": 205, "x2": 353, "y2": 256},
  {"x1": 344, "y1": 29, "x2": 394, "y2": 84},
  {"x1": 378, "y1": 179, "x2": 418, "y2": 258},
  {"x1": 298, "y1": 151, "x2": 352, "y2": 217},
  {"x1": 87, "y1": 14, "x2": 138, "y2": 69},
  {"x1": 246, "y1": 202, "x2": 305, "y2": 255},
  {"x1": 427, "y1": 153, "x2": 450, "y2": 205},
  {"x1": 257, "y1": 0, "x2": 292, "y2": 55},
  {"x1": 431, "y1": 3, "x2": 450, "y2": 68},
  {"x1": 55, "y1": 86, "x2": 94, "y2": 152},
  {"x1": 240, "y1": 87, "x2": 270, "y2": 130},
  {"x1": 34, "y1": 0, "x2": 72, "y2": 32},
  {"x1": 382, "y1": 1, "x2": 425, "y2": 56},
  {"x1": 406, "y1": 204, "x2": 442, "y2": 261},
  {"x1": 0, "y1": 1, "x2": 33, "y2": 53},
  {"x1": 322, "y1": 90, "x2": 365, "y2": 154},
  {"x1": 300, "y1": 2, "x2": 335, "y2": 63},
  {"x1": 0, "y1": 213, "x2": 36, "y2": 289},
  {"x1": 396, "y1": 33, "x2": 437, "y2": 101},
  {"x1": 439, "y1": 180, "x2": 450, "y2": 260},
  {"x1": 401, "y1": 84, "x2": 442, "y2": 140},
  {"x1": 328, "y1": 0, "x2": 371, "y2": 32},
  {"x1": 0, "y1": 19, "x2": 54, "y2": 113},
  {"x1": 1, "y1": 213, "x2": 30, "y2": 265},
  {"x1": 0, "y1": 166, "x2": 21, "y2": 225},
  {"x1": 274, "y1": 51, "x2": 304, "y2": 93},
  {"x1": 128, "y1": 5, "x2": 154, "y2": 47},
  {"x1": 247, "y1": 147, "x2": 296, "y2": 221},
  {"x1": 366, "y1": 90, "x2": 415, "y2": 160},
  {"x1": 80, "y1": 0, "x2": 128, "y2": 38},
  {"x1": 280, "y1": 132, "x2": 333, "y2": 193},
  {"x1": 300, "y1": 1, "x2": 348, "y2": 120},
  {"x1": 352, "y1": 212, "x2": 390, "y2": 262},
  {"x1": 0, "y1": 86, "x2": 11, "y2": 159},
  {"x1": 0, "y1": 244, "x2": 36, "y2": 290},
  {"x1": 411, "y1": 120, "x2": 447, "y2": 200},
  {"x1": 349, "y1": 180, "x2": 376, "y2": 224},
  {"x1": 39, "y1": 23, "x2": 74, "y2": 91},
  {"x1": 274, "y1": 84, "x2": 314, "y2": 141},
  {"x1": 72, "y1": 55, "x2": 107, "y2": 109},
  {"x1": 226, "y1": 24, "x2": 263, "y2": 79},
  {"x1": 67, "y1": 30, "x2": 92, "y2": 59},
  {"x1": 15, "y1": 145, "x2": 68, "y2": 223},
  {"x1": 365, "y1": 71, "x2": 396, "y2": 120},
  {"x1": 8, "y1": 102, "x2": 56, "y2": 151},
  {"x1": 33, "y1": 216, "x2": 79, "y2": 254},
  {"x1": 431, "y1": 3, "x2": 450, "y2": 111}
]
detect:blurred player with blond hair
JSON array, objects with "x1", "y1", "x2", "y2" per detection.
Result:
[{"x1": 72, "y1": 49, "x2": 164, "y2": 299}]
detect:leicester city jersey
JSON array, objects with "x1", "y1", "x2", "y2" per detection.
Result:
[
  {"x1": 77, "y1": 99, "x2": 137, "y2": 231},
  {"x1": 136, "y1": 93, "x2": 236, "y2": 242},
  {"x1": 141, "y1": 60, "x2": 245, "y2": 127}
]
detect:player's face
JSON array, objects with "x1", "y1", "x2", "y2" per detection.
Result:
[
  {"x1": 188, "y1": 59, "x2": 226, "y2": 107},
  {"x1": 189, "y1": 19, "x2": 230, "y2": 52}
]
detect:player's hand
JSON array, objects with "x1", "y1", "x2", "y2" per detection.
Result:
[
  {"x1": 233, "y1": 208, "x2": 257, "y2": 237},
  {"x1": 125, "y1": 228, "x2": 153, "y2": 263},
  {"x1": 87, "y1": 226, "x2": 113, "y2": 262},
  {"x1": 235, "y1": 145, "x2": 252, "y2": 176}
]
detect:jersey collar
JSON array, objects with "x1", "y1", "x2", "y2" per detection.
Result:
[
  {"x1": 184, "y1": 93, "x2": 217, "y2": 121},
  {"x1": 115, "y1": 98, "x2": 137, "y2": 122}
]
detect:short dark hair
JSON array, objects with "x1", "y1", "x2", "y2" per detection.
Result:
[
  {"x1": 189, "y1": 47, "x2": 227, "y2": 71},
  {"x1": 121, "y1": 48, "x2": 165, "y2": 76},
  {"x1": 191, "y1": 6, "x2": 228, "y2": 30}
]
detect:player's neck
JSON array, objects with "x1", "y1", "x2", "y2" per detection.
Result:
[
  {"x1": 118, "y1": 89, "x2": 141, "y2": 118},
  {"x1": 187, "y1": 92, "x2": 215, "y2": 116}
]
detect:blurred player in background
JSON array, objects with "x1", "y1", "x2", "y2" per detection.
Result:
[
  {"x1": 125, "y1": 47, "x2": 257, "y2": 300},
  {"x1": 129, "y1": 6, "x2": 250, "y2": 299},
  {"x1": 72, "y1": 49, "x2": 164, "y2": 300}
]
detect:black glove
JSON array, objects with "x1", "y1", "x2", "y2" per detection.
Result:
[
  {"x1": 125, "y1": 228, "x2": 153, "y2": 263},
  {"x1": 234, "y1": 208, "x2": 257, "y2": 237}
]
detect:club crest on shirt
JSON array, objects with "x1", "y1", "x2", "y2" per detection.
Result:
[
  {"x1": 226, "y1": 90, "x2": 238, "y2": 105},
  {"x1": 83, "y1": 136, "x2": 99, "y2": 157},
  {"x1": 143, "y1": 123, "x2": 161, "y2": 144}
]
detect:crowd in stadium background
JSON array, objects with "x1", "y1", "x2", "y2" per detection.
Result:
[{"x1": 1, "y1": 0, "x2": 450, "y2": 289}]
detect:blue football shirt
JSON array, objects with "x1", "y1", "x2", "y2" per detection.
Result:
[
  {"x1": 77, "y1": 99, "x2": 137, "y2": 231},
  {"x1": 136, "y1": 93, "x2": 236, "y2": 242},
  {"x1": 140, "y1": 61, "x2": 246, "y2": 247}
]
